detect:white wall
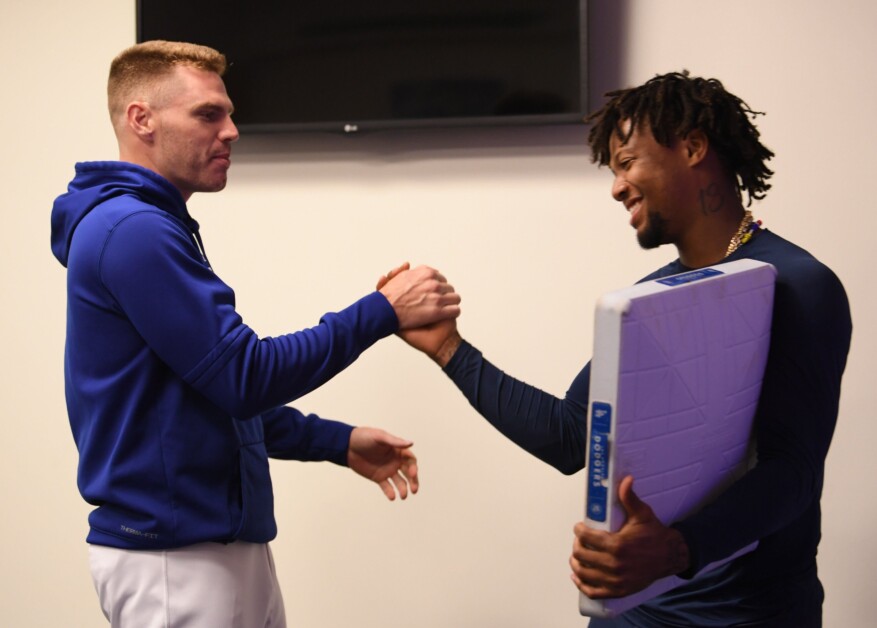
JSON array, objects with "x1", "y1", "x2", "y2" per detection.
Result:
[{"x1": 2, "y1": 0, "x2": 874, "y2": 626}]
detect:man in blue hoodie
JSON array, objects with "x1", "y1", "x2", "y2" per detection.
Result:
[{"x1": 50, "y1": 40, "x2": 461, "y2": 627}]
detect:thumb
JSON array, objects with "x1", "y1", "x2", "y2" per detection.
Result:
[
  {"x1": 617, "y1": 475, "x2": 652, "y2": 521},
  {"x1": 376, "y1": 262, "x2": 411, "y2": 290}
]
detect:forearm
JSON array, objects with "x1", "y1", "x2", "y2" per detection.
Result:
[
  {"x1": 188, "y1": 292, "x2": 398, "y2": 418},
  {"x1": 443, "y1": 340, "x2": 589, "y2": 474},
  {"x1": 262, "y1": 405, "x2": 354, "y2": 465}
]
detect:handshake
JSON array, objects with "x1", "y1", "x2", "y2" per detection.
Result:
[{"x1": 375, "y1": 261, "x2": 464, "y2": 368}]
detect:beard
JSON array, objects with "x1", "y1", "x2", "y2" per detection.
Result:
[{"x1": 637, "y1": 210, "x2": 670, "y2": 250}]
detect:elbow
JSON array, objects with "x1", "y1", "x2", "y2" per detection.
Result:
[
  {"x1": 209, "y1": 376, "x2": 276, "y2": 419},
  {"x1": 557, "y1": 461, "x2": 583, "y2": 476},
  {"x1": 532, "y1": 444, "x2": 586, "y2": 476},
  {"x1": 544, "y1": 451, "x2": 584, "y2": 476},
  {"x1": 237, "y1": 402, "x2": 265, "y2": 421},
  {"x1": 221, "y1": 397, "x2": 265, "y2": 421},
  {"x1": 551, "y1": 442, "x2": 587, "y2": 476}
]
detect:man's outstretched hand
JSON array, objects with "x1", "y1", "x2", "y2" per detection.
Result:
[{"x1": 348, "y1": 427, "x2": 419, "y2": 501}]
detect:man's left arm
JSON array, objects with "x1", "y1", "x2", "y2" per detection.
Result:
[{"x1": 262, "y1": 406, "x2": 418, "y2": 500}]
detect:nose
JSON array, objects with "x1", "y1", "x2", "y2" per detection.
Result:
[
  {"x1": 611, "y1": 173, "x2": 628, "y2": 202},
  {"x1": 221, "y1": 117, "x2": 240, "y2": 144}
]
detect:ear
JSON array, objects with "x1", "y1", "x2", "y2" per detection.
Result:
[
  {"x1": 125, "y1": 101, "x2": 155, "y2": 142},
  {"x1": 681, "y1": 129, "x2": 709, "y2": 166}
]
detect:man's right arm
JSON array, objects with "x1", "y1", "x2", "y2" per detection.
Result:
[
  {"x1": 388, "y1": 305, "x2": 590, "y2": 474},
  {"x1": 101, "y1": 214, "x2": 459, "y2": 419}
]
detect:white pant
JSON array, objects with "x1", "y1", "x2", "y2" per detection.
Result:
[{"x1": 88, "y1": 542, "x2": 287, "y2": 628}]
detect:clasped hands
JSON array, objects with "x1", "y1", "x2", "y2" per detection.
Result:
[{"x1": 377, "y1": 262, "x2": 462, "y2": 366}]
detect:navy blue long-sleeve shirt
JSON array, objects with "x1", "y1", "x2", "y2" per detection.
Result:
[{"x1": 443, "y1": 229, "x2": 851, "y2": 626}]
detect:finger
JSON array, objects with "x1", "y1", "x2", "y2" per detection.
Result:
[
  {"x1": 378, "y1": 478, "x2": 396, "y2": 501},
  {"x1": 427, "y1": 285, "x2": 461, "y2": 303},
  {"x1": 400, "y1": 452, "x2": 419, "y2": 494},
  {"x1": 389, "y1": 262, "x2": 410, "y2": 276},
  {"x1": 570, "y1": 572, "x2": 588, "y2": 595},
  {"x1": 570, "y1": 554, "x2": 592, "y2": 581},
  {"x1": 570, "y1": 544, "x2": 605, "y2": 571},
  {"x1": 376, "y1": 262, "x2": 410, "y2": 290},
  {"x1": 429, "y1": 292, "x2": 461, "y2": 309},
  {"x1": 392, "y1": 472, "x2": 409, "y2": 500},
  {"x1": 572, "y1": 521, "x2": 607, "y2": 553},
  {"x1": 434, "y1": 283, "x2": 460, "y2": 298},
  {"x1": 569, "y1": 557, "x2": 610, "y2": 599},
  {"x1": 415, "y1": 265, "x2": 447, "y2": 283},
  {"x1": 571, "y1": 573, "x2": 612, "y2": 600},
  {"x1": 429, "y1": 303, "x2": 461, "y2": 320},
  {"x1": 440, "y1": 292, "x2": 462, "y2": 305}
]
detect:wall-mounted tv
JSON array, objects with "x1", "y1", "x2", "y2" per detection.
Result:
[{"x1": 136, "y1": 0, "x2": 588, "y2": 133}]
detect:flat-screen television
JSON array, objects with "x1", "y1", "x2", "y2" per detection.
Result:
[{"x1": 136, "y1": 0, "x2": 588, "y2": 133}]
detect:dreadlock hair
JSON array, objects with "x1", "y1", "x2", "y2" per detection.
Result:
[{"x1": 586, "y1": 71, "x2": 774, "y2": 206}]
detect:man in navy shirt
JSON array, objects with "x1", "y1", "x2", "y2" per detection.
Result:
[{"x1": 392, "y1": 71, "x2": 851, "y2": 626}]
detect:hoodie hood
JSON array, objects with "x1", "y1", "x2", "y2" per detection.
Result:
[{"x1": 51, "y1": 161, "x2": 194, "y2": 267}]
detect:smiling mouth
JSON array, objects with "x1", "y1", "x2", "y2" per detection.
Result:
[{"x1": 626, "y1": 199, "x2": 643, "y2": 227}]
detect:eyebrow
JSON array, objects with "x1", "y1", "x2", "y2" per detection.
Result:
[{"x1": 192, "y1": 101, "x2": 235, "y2": 115}]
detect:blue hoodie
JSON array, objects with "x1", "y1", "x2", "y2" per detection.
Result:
[{"x1": 51, "y1": 161, "x2": 399, "y2": 549}]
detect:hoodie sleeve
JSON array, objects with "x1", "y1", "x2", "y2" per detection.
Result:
[
  {"x1": 261, "y1": 405, "x2": 354, "y2": 465},
  {"x1": 99, "y1": 209, "x2": 398, "y2": 419}
]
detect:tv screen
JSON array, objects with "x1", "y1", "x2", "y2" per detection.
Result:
[{"x1": 136, "y1": 0, "x2": 588, "y2": 133}]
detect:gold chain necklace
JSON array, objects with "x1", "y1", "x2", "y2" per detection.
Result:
[{"x1": 724, "y1": 210, "x2": 761, "y2": 258}]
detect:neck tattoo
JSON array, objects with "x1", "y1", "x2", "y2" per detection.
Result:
[{"x1": 724, "y1": 210, "x2": 762, "y2": 258}]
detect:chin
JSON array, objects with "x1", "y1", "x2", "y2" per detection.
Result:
[
  {"x1": 636, "y1": 227, "x2": 662, "y2": 250},
  {"x1": 201, "y1": 180, "x2": 229, "y2": 194},
  {"x1": 637, "y1": 211, "x2": 669, "y2": 250}
]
